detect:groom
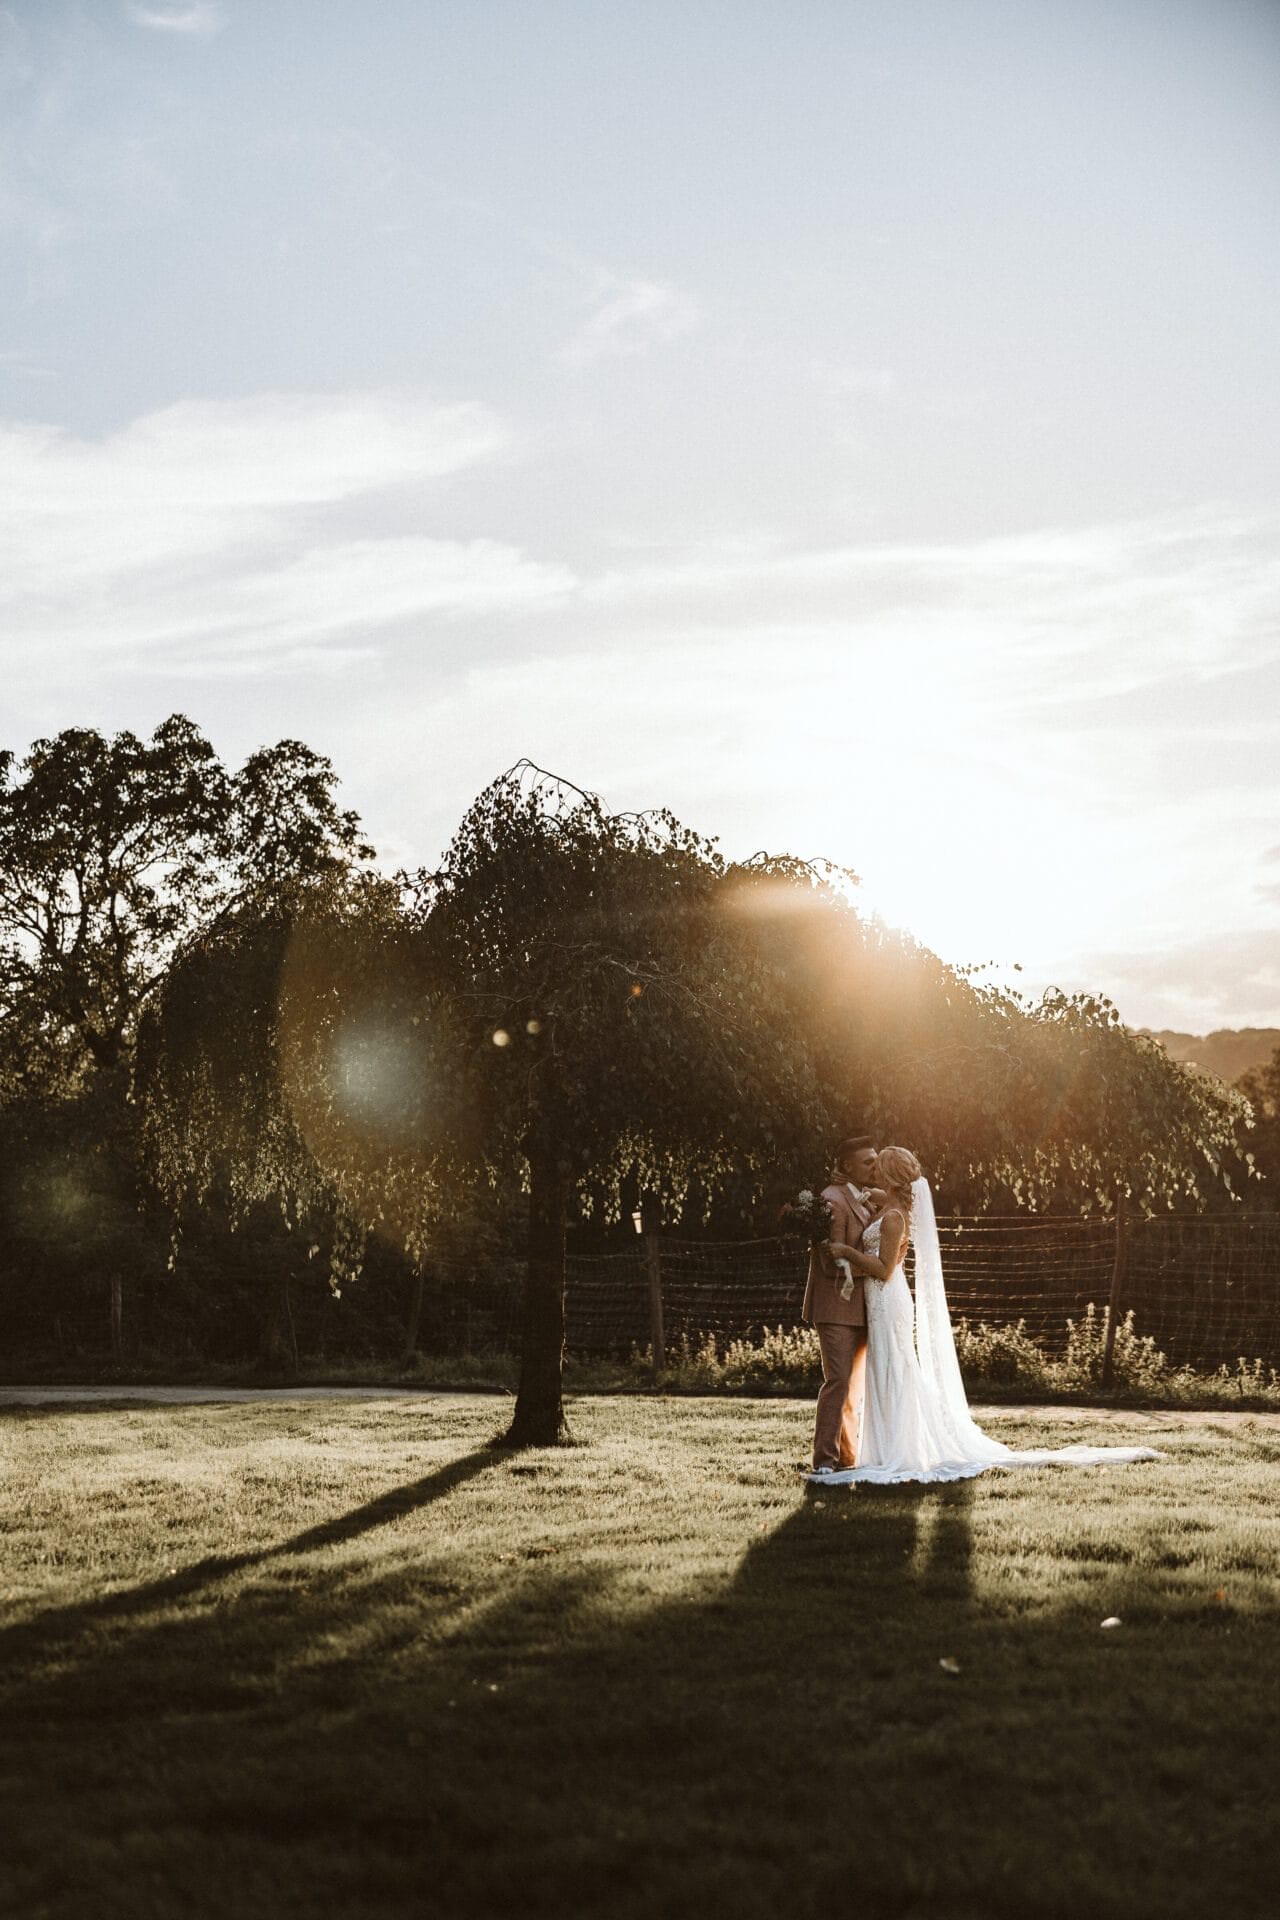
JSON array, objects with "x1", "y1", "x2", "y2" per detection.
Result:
[{"x1": 802, "y1": 1135, "x2": 878, "y2": 1474}]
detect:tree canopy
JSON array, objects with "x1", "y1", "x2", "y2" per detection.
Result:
[
  {"x1": 135, "y1": 761, "x2": 1247, "y2": 1444},
  {"x1": 1235, "y1": 1046, "x2": 1279, "y2": 1205},
  {"x1": 0, "y1": 715, "x2": 372, "y2": 1087}
]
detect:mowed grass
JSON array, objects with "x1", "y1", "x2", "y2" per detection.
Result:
[{"x1": 1, "y1": 1397, "x2": 1277, "y2": 1920}]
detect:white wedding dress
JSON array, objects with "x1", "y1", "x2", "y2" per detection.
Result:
[{"x1": 812, "y1": 1179, "x2": 1162, "y2": 1486}]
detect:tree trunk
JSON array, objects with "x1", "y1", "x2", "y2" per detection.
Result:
[
  {"x1": 108, "y1": 1273, "x2": 123, "y2": 1362},
  {"x1": 258, "y1": 1268, "x2": 299, "y2": 1374},
  {"x1": 501, "y1": 1148, "x2": 571, "y2": 1447},
  {"x1": 401, "y1": 1262, "x2": 426, "y2": 1367},
  {"x1": 641, "y1": 1193, "x2": 665, "y2": 1377}
]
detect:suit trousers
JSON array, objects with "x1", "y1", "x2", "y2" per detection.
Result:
[{"x1": 813, "y1": 1321, "x2": 868, "y2": 1470}]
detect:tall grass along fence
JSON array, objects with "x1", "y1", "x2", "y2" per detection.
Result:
[{"x1": 564, "y1": 1213, "x2": 1280, "y2": 1384}]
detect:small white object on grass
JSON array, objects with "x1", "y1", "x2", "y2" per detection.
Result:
[
  {"x1": 939, "y1": 1657, "x2": 961, "y2": 1675},
  {"x1": 1100, "y1": 1616, "x2": 1122, "y2": 1630}
]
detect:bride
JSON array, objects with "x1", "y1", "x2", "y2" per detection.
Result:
[{"x1": 810, "y1": 1146, "x2": 1162, "y2": 1485}]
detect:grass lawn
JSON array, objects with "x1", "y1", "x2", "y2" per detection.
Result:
[{"x1": 1, "y1": 1395, "x2": 1276, "y2": 1920}]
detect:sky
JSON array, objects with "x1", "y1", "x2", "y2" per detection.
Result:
[{"x1": 2, "y1": 0, "x2": 1279, "y2": 1032}]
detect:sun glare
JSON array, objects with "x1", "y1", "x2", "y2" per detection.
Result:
[{"x1": 815, "y1": 746, "x2": 1113, "y2": 985}]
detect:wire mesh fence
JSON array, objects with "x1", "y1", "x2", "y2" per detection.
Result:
[
  {"x1": 564, "y1": 1214, "x2": 1280, "y2": 1372},
  {"x1": 11, "y1": 1211, "x2": 1276, "y2": 1374},
  {"x1": 1122, "y1": 1214, "x2": 1280, "y2": 1371},
  {"x1": 564, "y1": 1248, "x2": 649, "y2": 1354}
]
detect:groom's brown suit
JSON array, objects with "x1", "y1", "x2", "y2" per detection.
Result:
[{"x1": 802, "y1": 1182, "x2": 872, "y2": 1471}]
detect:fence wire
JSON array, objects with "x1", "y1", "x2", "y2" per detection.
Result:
[
  {"x1": 563, "y1": 1215, "x2": 1280, "y2": 1371},
  {"x1": 564, "y1": 1249, "x2": 649, "y2": 1354}
]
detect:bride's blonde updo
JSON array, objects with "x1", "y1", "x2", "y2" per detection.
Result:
[{"x1": 876, "y1": 1146, "x2": 922, "y2": 1211}]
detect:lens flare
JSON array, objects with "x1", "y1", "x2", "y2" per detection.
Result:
[
  {"x1": 330, "y1": 1024, "x2": 420, "y2": 1128},
  {"x1": 275, "y1": 909, "x2": 449, "y2": 1260}
]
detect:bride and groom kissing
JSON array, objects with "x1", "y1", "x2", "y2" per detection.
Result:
[{"x1": 798, "y1": 1135, "x2": 1162, "y2": 1486}]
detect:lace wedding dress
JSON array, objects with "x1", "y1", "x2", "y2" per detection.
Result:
[{"x1": 813, "y1": 1179, "x2": 1162, "y2": 1486}]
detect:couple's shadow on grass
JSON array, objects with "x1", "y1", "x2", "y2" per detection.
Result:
[{"x1": 792, "y1": 1475, "x2": 976, "y2": 1600}]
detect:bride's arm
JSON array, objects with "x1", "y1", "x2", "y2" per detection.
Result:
[{"x1": 839, "y1": 1210, "x2": 905, "y2": 1283}]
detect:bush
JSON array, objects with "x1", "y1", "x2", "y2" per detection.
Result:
[
  {"x1": 626, "y1": 1309, "x2": 1280, "y2": 1409},
  {"x1": 1208, "y1": 1353, "x2": 1280, "y2": 1400},
  {"x1": 634, "y1": 1325, "x2": 823, "y2": 1394},
  {"x1": 951, "y1": 1317, "x2": 1049, "y2": 1389},
  {"x1": 1057, "y1": 1302, "x2": 1172, "y2": 1394}
]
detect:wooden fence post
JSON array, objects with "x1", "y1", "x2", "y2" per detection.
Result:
[
  {"x1": 1100, "y1": 1192, "x2": 1127, "y2": 1387},
  {"x1": 108, "y1": 1273, "x2": 123, "y2": 1362},
  {"x1": 401, "y1": 1262, "x2": 426, "y2": 1368},
  {"x1": 640, "y1": 1194, "x2": 665, "y2": 1377}
]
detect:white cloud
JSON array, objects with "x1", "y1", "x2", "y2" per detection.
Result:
[
  {"x1": 125, "y1": 3, "x2": 226, "y2": 35},
  {"x1": 4, "y1": 420, "x2": 1277, "y2": 1027},
  {"x1": 0, "y1": 389, "x2": 572, "y2": 676},
  {"x1": 560, "y1": 277, "x2": 699, "y2": 367},
  {"x1": 0, "y1": 389, "x2": 509, "y2": 582},
  {"x1": 109, "y1": 538, "x2": 576, "y2": 666},
  {"x1": 580, "y1": 509, "x2": 1280, "y2": 706},
  {"x1": 332, "y1": 506, "x2": 1280, "y2": 1028},
  {"x1": 1080, "y1": 929, "x2": 1280, "y2": 1033}
]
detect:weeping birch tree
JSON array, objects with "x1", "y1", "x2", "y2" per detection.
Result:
[
  {"x1": 139, "y1": 768, "x2": 836, "y2": 1443},
  {"x1": 137, "y1": 763, "x2": 1246, "y2": 1445}
]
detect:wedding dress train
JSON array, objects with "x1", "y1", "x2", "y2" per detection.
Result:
[{"x1": 813, "y1": 1179, "x2": 1162, "y2": 1486}]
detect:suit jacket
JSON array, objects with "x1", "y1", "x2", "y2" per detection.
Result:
[{"x1": 801, "y1": 1183, "x2": 872, "y2": 1327}]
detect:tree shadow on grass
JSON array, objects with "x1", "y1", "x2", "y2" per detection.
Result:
[
  {"x1": 1, "y1": 1459, "x2": 1275, "y2": 1920},
  {"x1": 0, "y1": 1445, "x2": 500, "y2": 1658},
  {"x1": 0, "y1": 1470, "x2": 978, "y2": 1917}
]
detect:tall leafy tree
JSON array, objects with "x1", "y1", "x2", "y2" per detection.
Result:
[
  {"x1": 0, "y1": 715, "x2": 371, "y2": 1083},
  {"x1": 0, "y1": 715, "x2": 372, "y2": 1355},
  {"x1": 404, "y1": 768, "x2": 837, "y2": 1441},
  {"x1": 967, "y1": 985, "x2": 1251, "y2": 1212}
]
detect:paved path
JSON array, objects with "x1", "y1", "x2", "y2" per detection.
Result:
[
  {"x1": 0, "y1": 1385, "x2": 452, "y2": 1406},
  {"x1": 1, "y1": 1385, "x2": 1277, "y2": 1426}
]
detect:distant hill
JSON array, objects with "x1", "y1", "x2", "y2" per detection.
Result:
[{"x1": 1142, "y1": 1028, "x2": 1280, "y2": 1085}]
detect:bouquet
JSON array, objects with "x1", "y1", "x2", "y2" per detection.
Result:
[
  {"x1": 779, "y1": 1188, "x2": 857, "y2": 1300},
  {"x1": 777, "y1": 1188, "x2": 834, "y2": 1246}
]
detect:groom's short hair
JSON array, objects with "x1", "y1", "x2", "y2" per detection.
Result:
[{"x1": 835, "y1": 1134, "x2": 874, "y2": 1160}]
